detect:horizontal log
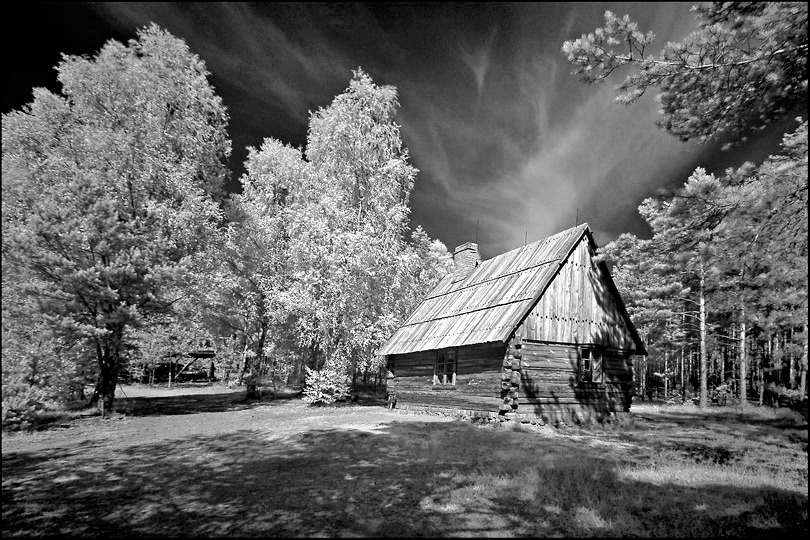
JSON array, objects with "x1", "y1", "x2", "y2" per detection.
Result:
[
  {"x1": 520, "y1": 394, "x2": 629, "y2": 402},
  {"x1": 519, "y1": 394, "x2": 630, "y2": 404},
  {"x1": 395, "y1": 393, "x2": 501, "y2": 411},
  {"x1": 394, "y1": 393, "x2": 627, "y2": 415},
  {"x1": 395, "y1": 392, "x2": 499, "y2": 403},
  {"x1": 391, "y1": 386, "x2": 506, "y2": 398},
  {"x1": 520, "y1": 387, "x2": 630, "y2": 396},
  {"x1": 519, "y1": 407, "x2": 630, "y2": 416},
  {"x1": 521, "y1": 367, "x2": 577, "y2": 374}
]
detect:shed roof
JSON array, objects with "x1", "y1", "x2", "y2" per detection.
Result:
[{"x1": 377, "y1": 223, "x2": 645, "y2": 356}]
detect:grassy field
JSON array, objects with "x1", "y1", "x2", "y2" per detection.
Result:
[{"x1": 2, "y1": 385, "x2": 807, "y2": 537}]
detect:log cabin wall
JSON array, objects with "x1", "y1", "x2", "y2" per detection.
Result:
[
  {"x1": 521, "y1": 235, "x2": 636, "y2": 350},
  {"x1": 517, "y1": 341, "x2": 633, "y2": 414},
  {"x1": 387, "y1": 342, "x2": 505, "y2": 414}
]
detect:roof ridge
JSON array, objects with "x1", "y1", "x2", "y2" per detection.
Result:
[{"x1": 480, "y1": 222, "x2": 589, "y2": 265}]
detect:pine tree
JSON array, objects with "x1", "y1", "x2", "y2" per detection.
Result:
[
  {"x1": 2, "y1": 25, "x2": 231, "y2": 410},
  {"x1": 562, "y1": 3, "x2": 808, "y2": 146}
]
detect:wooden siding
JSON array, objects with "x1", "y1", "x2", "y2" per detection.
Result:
[
  {"x1": 517, "y1": 341, "x2": 633, "y2": 413},
  {"x1": 518, "y1": 235, "x2": 637, "y2": 350},
  {"x1": 387, "y1": 342, "x2": 505, "y2": 413}
]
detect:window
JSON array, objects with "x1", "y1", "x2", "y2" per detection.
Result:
[
  {"x1": 434, "y1": 349, "x2": 457, "y2": 385},
  {"x1": 579, "y1": 348, "x2": 604, "y2": 383}
]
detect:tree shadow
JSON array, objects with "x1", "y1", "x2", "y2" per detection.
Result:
[
  {"x1": 111, "y1": 390, "x2": 302, "y2": 417},
  {"x1": 3, "y1": 417, "x2": 806, "y2": 537}
]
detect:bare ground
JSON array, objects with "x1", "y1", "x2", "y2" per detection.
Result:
[{"x1": 2, "y1": 385, "x2": 807, "y2": 537}]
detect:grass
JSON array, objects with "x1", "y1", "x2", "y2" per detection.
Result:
[{"x1": 2, "y1": 387, "x2": 807, "y2": 537}]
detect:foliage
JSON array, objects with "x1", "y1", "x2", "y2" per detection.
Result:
[
  {"x1": 601, "y1": 120, "x2": 808, "y2": 405},
  {"x1": 301, "y1": 365, "x2": 351, "y2": 405},
  {"x1": 204, "y1": 140, "x2": 306, "y2": 385},
  {"x1": 216, "y1": 69, "x2": 451, "y2": 396},
  {"x1": 1, "y1": 377, "x2": 59, "y2": 430},
  {"x1": 563, "y1": 2, "x2": 808, "y2": 147},
  {"x1": 1, "y1": 24, "x2": 231, "y2": 410},
  {"x1": 564, "y1": 2, "x2": 808, "y2": 405}
]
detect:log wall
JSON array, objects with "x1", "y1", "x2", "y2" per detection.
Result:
[
  {"x1": 385, "y1": 339, "x2": 633, "y2": 417},
  {"x1": 387, "y1": 342, "x2": 505, "y2": 413},
  {"x1": 517, "y1": 341, "x2": 633, "y2": 414}
]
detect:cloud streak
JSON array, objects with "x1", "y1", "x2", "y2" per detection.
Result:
[{"x1": 65, "y1": 2, "x2": 782, "y2": 259}]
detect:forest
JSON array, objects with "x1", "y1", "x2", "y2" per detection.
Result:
[
  {"x1": 563, "y1": 2, "x2": 808, "y2": 411},
  {"x1": 2, "y1": 3, "x2": 808, "y2": 427}
]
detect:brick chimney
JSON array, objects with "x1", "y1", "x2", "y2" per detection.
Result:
[{"x1": 452, "y1": 242, "x2": 481, "y2": 282}]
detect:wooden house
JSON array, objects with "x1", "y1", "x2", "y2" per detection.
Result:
[{"x1": 377, "y1": 223, "x2": 646, "y2": 422}]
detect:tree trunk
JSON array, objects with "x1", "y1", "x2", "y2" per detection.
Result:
[
  {"x1": 90, "y1": 328, "x2": 123, "y2": 412},
  {"x1": 739, "y1": 317, "x2": 747, "y2": 410},
  {"x1": 351, "y1": 353, "x2": 359, "y2": 393},
  {"x1": 639, "y1": 356, "x2": 646, "y2": 401},
  {"x1": 719, "y1": 340, "x2": 725, "y2": 386},
  {"x1": 699, "y1": 263, "x2": 708, "y2": 408},
  {"x1": 759, "y1": 337, "x2": 766, "y2": 406},
  {"x1": 680, "y1": 341, "x2": 685, "y2": 402},
  {"x1": 785, "y1": 328, "x2": 796, "y2": 390},
  {"x1": 799, "y1": 323, "x2": 808, "y2": 398},
  {"x1": 774, "y1": 332, "x2": 781, "y2": 387},
  {"x1": 238, "y1": 340, "x2": 249, "y2": 384},
  {"x1": 664, "y1": 346, "x2": 669, "y2": 401}
]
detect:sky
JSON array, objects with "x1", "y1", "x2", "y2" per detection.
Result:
[{"x1": 3, "y1": 2, "x2": 799, "y2": 259}]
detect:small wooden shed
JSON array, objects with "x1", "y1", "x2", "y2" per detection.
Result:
[{"x1": 378, "y1": 223, "x2": 646, "y2": 421}]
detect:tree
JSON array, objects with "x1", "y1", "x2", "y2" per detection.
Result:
[
  {"x1": 606, "y1": 120, "x2": 808, "y2": 408},
  {"x1": 295, "y1": 69, "x2": 451, "y2": 391},
  {"x1": 596, "y1": 233, "x2": 686, "y2": 401},
  {"x1": 206, "y1": 139, "x2": 308, "y2": 395},
  {"x1": 711, "y1": 121, "x2": 808, "y2": 404},
  {"x1": 635, "y1": 169, "x2": 733, "y2": 408},
  {"x1": 562, "y1": 3, "x2": 808, "y2": 147},
  {"x1": 230, "y1": 70, "x2": 451, "y2": 400},
  {"x1": 2, "y1": 24, "x2": 231, "y2": 410}
]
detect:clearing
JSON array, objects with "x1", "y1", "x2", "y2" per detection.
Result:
[{"x1": 2, "y1": 385, "x2": 807, "y2": 537}]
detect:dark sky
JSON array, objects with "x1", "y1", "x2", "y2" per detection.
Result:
[{"x1": 4, "y1": 2, "x2": 799, "y2": 258}]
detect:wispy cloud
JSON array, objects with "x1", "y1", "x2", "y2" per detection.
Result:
[
  {"x1": 458, "y1": 27, "x2": 498, "y2": 99},
  {"x1": 87, "y1": 2, "x2": 729, "y2": 257},
  {"x1": 402, "y1": 3, "x2": 707, "y2": 255},
  {"x1": 95, "y1": 3, "x2": 353, "y2": 121}
]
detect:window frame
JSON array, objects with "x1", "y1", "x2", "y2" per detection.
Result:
[
  {"x1": 579, "y1": 347, "x2": 604, "y2": 384},
  {"x1": 434, "y1": 349, "x2": 457, "y2": 385}
]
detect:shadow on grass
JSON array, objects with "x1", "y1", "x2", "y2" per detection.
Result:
[
  {"x1": 111, "y1": 388, "x2": 388, "y2": 417},
  {"x1": 109, "y1": 390, "x2": 302, "y2": 417},
  {"x1": 2, "y1": 417, "x2": 807, "y2": 537},
  {"x1": 623, "y1": 408, "x2": 809, "y2": 460}
]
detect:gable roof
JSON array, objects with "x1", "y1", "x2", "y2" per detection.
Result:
[{"x1": 377, "y1": 223, "x2": 646, "y2": 356}]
